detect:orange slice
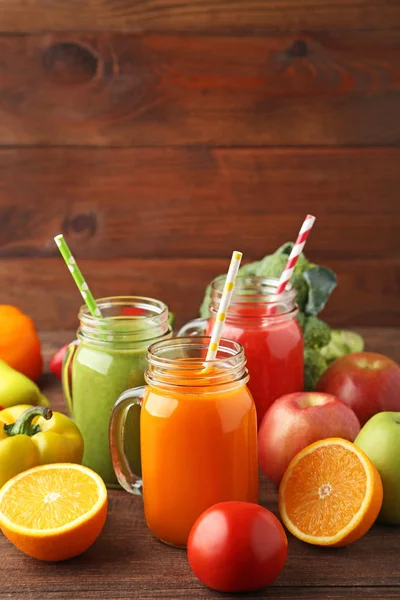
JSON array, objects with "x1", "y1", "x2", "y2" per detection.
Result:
[
  {"x1": 278, "y1": 438, "x2": 383, "y2": 547},
  {"x1": 0, "y1": 463, "x2": 108, "y2": 561}
]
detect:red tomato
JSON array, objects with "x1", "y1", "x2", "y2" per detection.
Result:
[{"x1": 187, "y1": 501, "x2": 288, "y2": 592}]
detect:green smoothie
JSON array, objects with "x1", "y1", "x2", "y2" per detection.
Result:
[
  {"x1": 72, "y1": 342, "x2": 146, "y2": 486},
  {"x1": 64, "y1": 296, "x2": 171, "y2": 487}
]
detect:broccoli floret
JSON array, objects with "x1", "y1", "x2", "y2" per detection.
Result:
[
  {"x1": 320, "y1": 329, "x2": 364, "y2": 364},
  {"x1": 273, "y1": 241, "x2": 294, "y2": 256},
  {"x1": 296, "y1": 312, "x2": 306, "y2": 330},
  {"x1": 248, "y1": 254, "x2": 310, "y2": 312},
  {"x1": 291, "y1": 274, "x2": 308, "y2": 312},
  {"x1": 303, "y1": 316, "x2": 331, "y2": 349},
  {"x1": 238, "y1": 261, "x2": 262, "y2": 276},
  {"x1": 304, "y1": 348, "x2": 328, "y2": 391},
  {"x1": 273, "y1": 242, "x2": 314, "y2": 274},
  {"x1": 251, "y1": 246, "x2": 312, "y2": 310},
  {"x1": 295, "y1": 256, "x2": 315, "y2": 275},
  {"x1": 199, "y1": 242, "x2": 335, "y2": 325},
  {"x1": 292, "y1": 253, "x2": 315, "y2": 275},
  {"x1": 253, "y1": 254, "x2": 288, "y2": 279}
]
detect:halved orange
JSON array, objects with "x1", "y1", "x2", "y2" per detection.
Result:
[
  {"x1": 0, "y1": 463, "x2": 108, "y2": 561},
  {"x1": 278, "y1": 438, "x2": 383, "y2": 547}
]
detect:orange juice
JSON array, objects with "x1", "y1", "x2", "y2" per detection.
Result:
[
  {"x1": 141, "y1": 373, "x2": 258, "y2": 547},
  {"x1": 110, "y1": 337, "x2": 259, "y2": 548}
]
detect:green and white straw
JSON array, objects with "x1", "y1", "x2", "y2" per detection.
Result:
[{"x1": 54, "y1": 234, "x2": 102, "y2": 318}]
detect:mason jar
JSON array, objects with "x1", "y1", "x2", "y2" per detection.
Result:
[
  {"x1": 63, "y1": 296, "x2": 172, "y2": 487},
  {"x1": 110, "y1": 336, "x2": 258, "y2": 548},
  {"x1": 179, "y1": 276, "x2": 304, "y2": 427}
]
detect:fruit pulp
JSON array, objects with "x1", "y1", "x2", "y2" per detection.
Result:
[{"x1": 279, "y1": 438, "x2": 383, "y2": 546}]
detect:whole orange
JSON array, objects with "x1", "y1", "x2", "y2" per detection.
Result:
[{"x1": 0, "y1": 306, "x2": 43, "y2": 381}]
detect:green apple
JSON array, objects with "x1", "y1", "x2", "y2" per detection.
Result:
[{"x1": 355, "y1": 412, "x2": 400, "y2": 524}]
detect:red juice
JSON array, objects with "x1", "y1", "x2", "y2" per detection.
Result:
[
  {"x1": 205, "y1": 277, "x2": 304, "y2": 427},
  {"x1": 206, "y1": 310, "x2": 303, "y2": 427}
]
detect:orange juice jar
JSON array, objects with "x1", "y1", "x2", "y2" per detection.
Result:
[{"x1": 110, "y1": 336, "x2": 258, "y2": 548}]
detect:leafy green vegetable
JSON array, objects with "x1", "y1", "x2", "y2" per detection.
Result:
[
  {"x1": 304, "y1": 348, "x2": 328, "y2": 392},
  {"x1": 198, "y1": 241, "x2": 364, "y2": 392},
  {"x1": 253, "y1": 253, "x2": 288, "y2": 279},
  {"x1": 303, "y1": 267, "x2": 337, "y2": 316},
  {"x1": 274, "y1": 241, "x2": 314, "y2": 274},
  {"x1": 200, "y1": 286, "x2": 212, "y2": 319},
  {"x1": 291, "y1": 273, "x2": 309, "y2": 312},
  {"x1": 303, "y1": 316, "x2": 331, "y2": 350},
  {"x1": 296, "y1": 312, "x2": 306, "y2": 330},
  {"x1": 236, "y1": 261, "x2": 261, "y2": 277},
  {"x1": 320, "y1": 329, "x2": 364, "y2": 364},
  {"x1": 200, "y1": 243, "x2": 336, "y2": 320}
]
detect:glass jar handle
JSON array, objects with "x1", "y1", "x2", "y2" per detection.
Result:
[
  {"x1": 62, "y1": 340, "x2": 79, "y2": 416},
  {"x1": 109, "y1": 387, "x2": 145, "y2": 496},
  {"x1": 177, "y1": 318, "x2": 208, "y2": 337}
]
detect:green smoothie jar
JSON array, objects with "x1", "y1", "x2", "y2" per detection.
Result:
[{"x1": 62, "y1": 296, "x2": 172, "y2": 487}]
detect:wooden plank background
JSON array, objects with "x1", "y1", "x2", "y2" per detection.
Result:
[
  {"x1": 1, "y1": 1, "x2": 399, "y2": 32},
  {"x1": 1, "y1": 32, "x2": 400, "y2": 147},
  {"x1": 0, "y1": 0, "x2": 399, "y2": 331}
]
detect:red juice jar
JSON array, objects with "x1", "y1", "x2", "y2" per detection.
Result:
[{"x1": 179, "y1": 276, "x2": 303, "y2": 427}]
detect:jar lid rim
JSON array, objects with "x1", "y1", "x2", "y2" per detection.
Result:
[
  {"x1": 78, "y1": 295, "x2": 169, "y2": 322},
  {"x1": 147, "y1": 336, "x2": 245, "y2": 368},
  {"x1": 211, "y1": 275, "x2": 296, "y2": 303}
]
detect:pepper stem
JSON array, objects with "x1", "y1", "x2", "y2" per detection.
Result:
[{"x1": 4, "y1": 406, "x2": 53, "y2": 437}]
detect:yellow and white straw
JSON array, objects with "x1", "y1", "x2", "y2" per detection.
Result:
[{"x1": 205, "y1": 250, "x2": 243, "y2": 362}]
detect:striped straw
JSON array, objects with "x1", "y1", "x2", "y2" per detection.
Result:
[
  {"x1": 205, "y1": 250, "x2": 242, "y2": 362},
  {"x1": 276, "y1": 214, "x2": 316, "y2": 295},
  {"x1": 54, "y1": 234, "x2": 102, "y2": 318}
]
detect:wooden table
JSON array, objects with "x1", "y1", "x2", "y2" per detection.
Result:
[{"x1": 1, "y1": 328, "x2": 399, "y2": 600}]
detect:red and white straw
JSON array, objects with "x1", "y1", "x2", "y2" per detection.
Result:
[{"x1": 276, "y1": 214, "x2": 316, "y2": 294}]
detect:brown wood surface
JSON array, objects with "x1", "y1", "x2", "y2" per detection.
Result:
[
  {"x1": 0, "y1": 0, "x2": 399, "y2": 33},
  {"x1": 1, "y1": 32, "x2": 399, "y2": 146},
  {"x1": 0, "y1": 4, "x2": 398, "y2": 329},
  {"x1": 1, "y1": 257, "x2": 399, "y2": 330},
  {"x1": 0, "y1": 147, "x2": 398, "y2": 261},
  {"x1": 0, "y1": 145, "x2": 398, "y2": 329},
  {"x1": 0, "y1": 328, "x2": 398, "y2": 600}
]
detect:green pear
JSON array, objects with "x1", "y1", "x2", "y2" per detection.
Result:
[
  {"x1": 0, "y1": 360, "x2": 49, "y2": 409},
  {"x1": 355, "y1": 412, "x2": 400, "y2": 524}
]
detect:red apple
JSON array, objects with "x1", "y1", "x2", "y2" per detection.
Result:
[
  {"x1": 258, "y1": 392, "x2": 360, "y2": 485},
  {"x1": 316, "y1": 352, "x2": 400, "y2": 426}
]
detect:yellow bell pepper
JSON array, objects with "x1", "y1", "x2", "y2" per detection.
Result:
[{"x1": 0, "y1": 405, "x2": 84, "y2": 487}]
